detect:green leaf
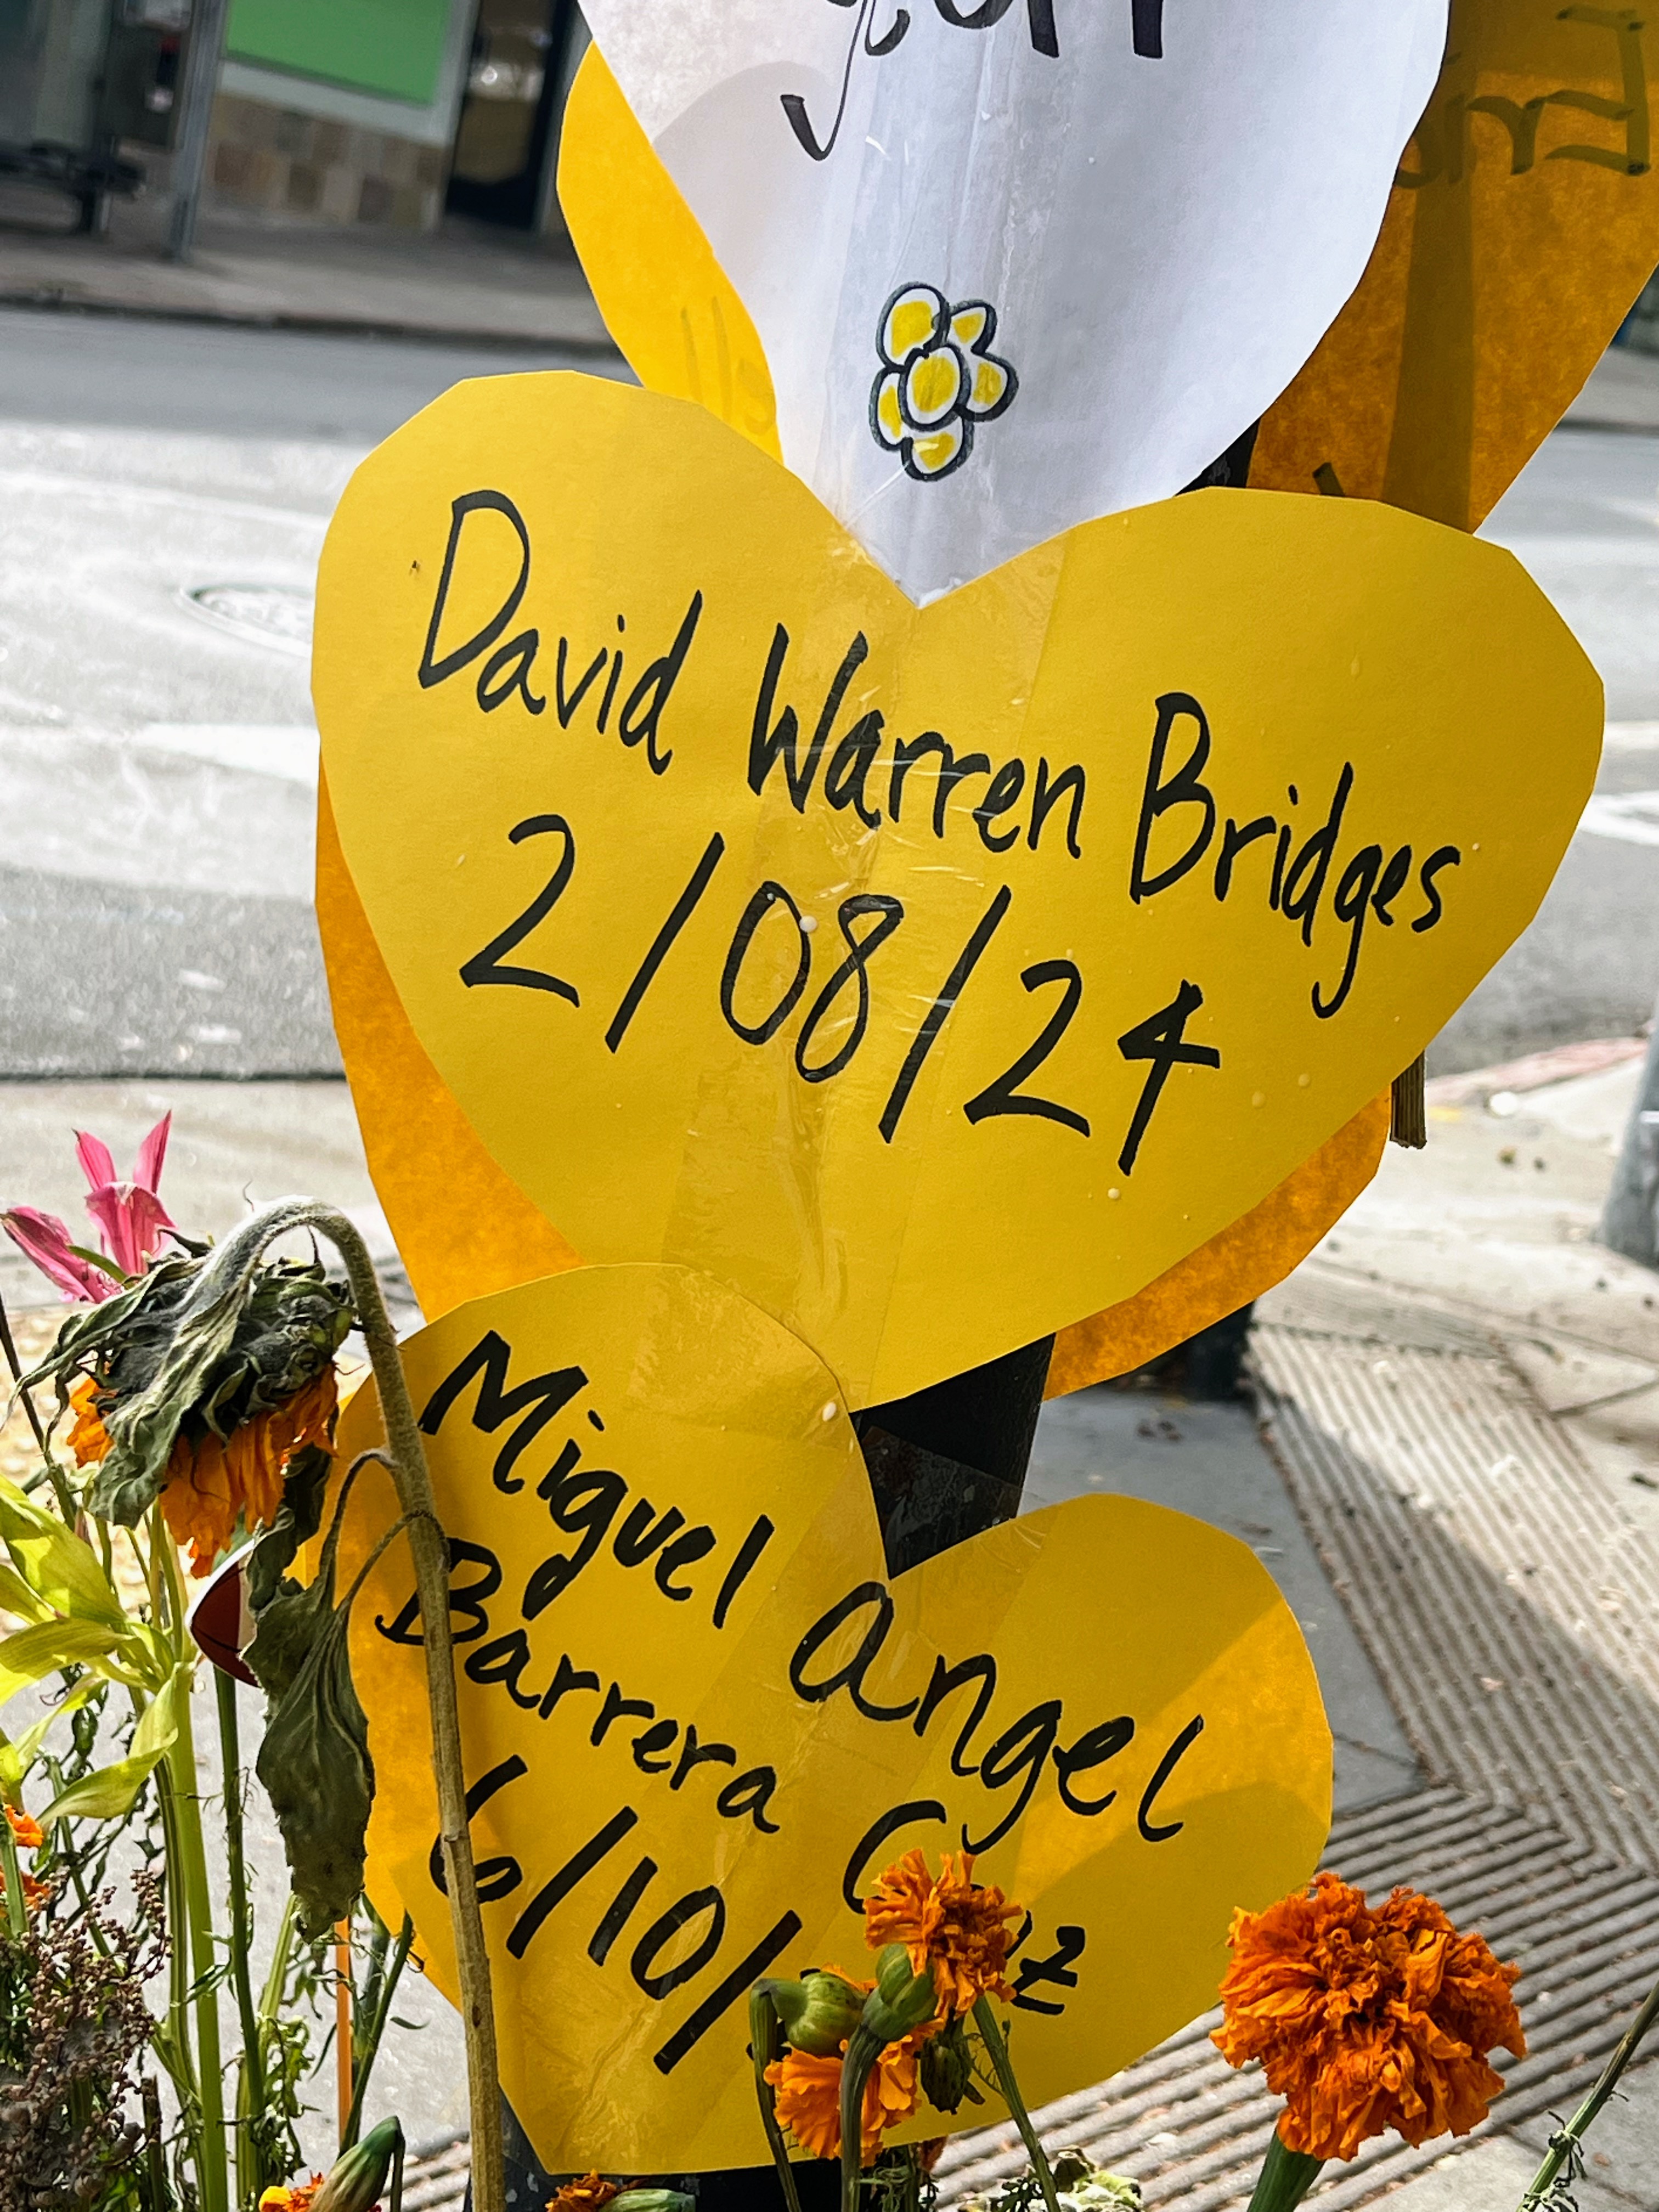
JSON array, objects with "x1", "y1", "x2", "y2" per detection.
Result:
[
  {"x1": 0, "y1": 1618, "x2": 127, "y2": 1707},
  {"x1": 254, "y1": 1584, "x2": 374, "y2": 1939},
  {"x1": 0, "y1": 1674, "x2": 104, "y2": 1793},
  {"x1": 246, "y1": 1443, "x2": 332, "y2": 1616},
  {"x1": 0, "y1": 1479, "x2": 127, "y2": 1629},
  {"x1": 42, "y1": 1752, "x2": 156, "y2": 1826},
  {"x1": 39, "y1": 1667, "x2": 182, "y2": 1826},
  {"x1": 0, "y1": 1562, "x2": 52, "y2": 1627}
]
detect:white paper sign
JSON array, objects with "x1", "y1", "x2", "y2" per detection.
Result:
[{"x1": 580, "y1": 0, "x2": 1448, "y2": 603}]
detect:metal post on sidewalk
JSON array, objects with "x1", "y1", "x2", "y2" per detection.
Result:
[
  {"x1": 1601, "y1": 997, "x2": 1659, "y2": 1266},
  {"x1": 167, "y1": 0, "x2": 231, "y2": 263}
]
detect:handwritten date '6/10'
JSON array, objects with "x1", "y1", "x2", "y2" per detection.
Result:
[{"x1": 458, "y1": 815, "x2": 1220, "y2": 1180}]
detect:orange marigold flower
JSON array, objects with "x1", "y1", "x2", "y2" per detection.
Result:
[
  {"x1": 765, "y1": 2036, "x2": 925, "y2": 2165},
  {"x1": 1212, "y1": 1871, "x2": 1526, "y2": 2163},
  {"x1": 546, "y1": 2177, "x2": 624, "y2": 2212},
  {"x1": 160, "y1": 1367, "x2": 338, "y2": 1577},
  {"x1": 865, "y1": 1847, "x2": 1019, "y2": 2015},
  {"x1": 66, "y1": 1376, "x2": 112, "y2": 1467},
  {"x1": 5, "y1": 1803, "x2": 43, "y2": 1852},
  {"x1": 259, "y1": 2177, "x2": 323, "y2": 2212}
]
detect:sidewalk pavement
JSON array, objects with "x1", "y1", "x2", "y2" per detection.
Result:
[
  {"x1": 0, "y1": 189, "x2": 617, "y2": 352},
  {"x1": 3, "y1": 172, "x2": 1659, "y2": 440},
  {"x1": 2, "y1": 1040, "x2": 1657, "y2": 2202}
]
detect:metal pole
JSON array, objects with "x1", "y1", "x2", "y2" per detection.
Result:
[
  {"x1": 167, "y1": 0, "x2": 231, "y2": 263},
  {"x1": 1600, "y1": 997, "x2": 1659, "y2": 1266}
]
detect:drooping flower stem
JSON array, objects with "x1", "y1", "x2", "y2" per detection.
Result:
[
  {"x1": 839, "y1": 2021, "x2": 887, "y2": 2212},
  {"x1": 971, "y1": 1996, "x2": 1062, "y2": 2212},
  {"x1": 217, "y1": 1666, "x2": 270, "y2": 2199},
  {"x1": 1244, "y1": 2132, "x2": 1324, "y2": 2212},
  {"x1": 1519, "y1": 1974, "x2": 1659, "y2": 2210},
  {"x1": 748, "y1": 1983, "x2": 805, "y2": 2212},
  {"x1": 187, "y1": 1201, "x2": 504, "y2": 2212}
]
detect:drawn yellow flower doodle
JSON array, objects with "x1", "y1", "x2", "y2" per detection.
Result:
[{"x1": 870, "y1": 284, "x2": 1017, "y2": 483}]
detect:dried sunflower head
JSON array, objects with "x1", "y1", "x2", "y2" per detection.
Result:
[{"x1": 29, "y1": 1252, "x2": 351, "y2": 1529}]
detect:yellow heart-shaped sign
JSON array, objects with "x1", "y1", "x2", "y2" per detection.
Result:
[
  {"x1": 1255, "y1": 0, "x2": 1659, "y2": 526},
  {"x1": 336, "y1": 1265, "x2": 1331, "y2": 2172},
  {"x1": 314, "y1": 372, "x2": 1598, "y2": 1408}
]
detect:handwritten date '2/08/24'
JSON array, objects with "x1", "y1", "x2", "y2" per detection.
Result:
[{"x1": 459, "y1": 815, "x2": 1221, "y2": 1182}]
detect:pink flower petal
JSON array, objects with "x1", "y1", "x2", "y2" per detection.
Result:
[
  {"x1": 134, "y1": 1113, "x2": 171, "y2": 1195},
  {"x1": 83, "y1": 1183, "x2": 174, "y2": 1277},
  {"x1": 125, "y1": 1184, "x2": 176, "y2": 1267},
  {"x1": 1, "y1": 1209, "x2": 119, "y2": 1303},
  {"x1": 73, "y1": 1131, "x2": 117, "y2": 1193}
]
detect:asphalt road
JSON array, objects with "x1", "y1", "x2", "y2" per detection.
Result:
[
  {"x1": 0, "y1": 306, "x2": 622, "y2": 1077},
  {"x1": 1448, "y1": 419, "x2": 1659, "y2": 1069},
  {"x1": 0, "y1": 303, "x2": 1656, "y2": 1077}
]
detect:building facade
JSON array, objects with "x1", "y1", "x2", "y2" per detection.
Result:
[{"x1": 207, "y1": 0, "x2": 585, "y2": 233}]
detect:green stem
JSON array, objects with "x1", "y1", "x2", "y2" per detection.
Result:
[
  {"x1": 1520, "y1": 1974, "x2": 1659, "y2": 2209},
  {"x1": 971, "y1": 1997, "x2": 1062, "y2": 2212},
  {"x1": 839, "y1": 2023, "x2": 884, "y2": 2212},
  {"x1": 341, "y1": 1911, "x2": 415, "y2": 2152},
  {"x1": 217, "y1": 1670, "x2": 268, "y2": 2202},
  {"x1": 747, "y1": 1984, "x2": 804, "y2": 2212},
  {"x1": 252, "y1": 1892, "x2": 299, "y2": 2106},
  {"x1": 158, "y1": 1534, "x2": 227, "y2": 2212},
  {"x1": 152, "y1": 1757, "x2": 199, "y2": 2113},
  {"x1": 0, "y1": 1818, "x2": 26, "y2": 1938},
  {"x1": 1244, "y1": 2132, "x2": 1325, "y2": 2212}
]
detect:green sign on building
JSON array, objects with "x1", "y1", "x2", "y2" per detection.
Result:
[{"x1": 225, "y1": 0, "x2": 455, "y2": 106}]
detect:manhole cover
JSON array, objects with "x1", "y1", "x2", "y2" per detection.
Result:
[{"x1": 181, "y1": 584, "x2": 314, "y2": 656}]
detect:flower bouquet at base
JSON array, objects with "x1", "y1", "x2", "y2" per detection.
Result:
[{"x1": 0, "y1": 1118, "x2": 486, "y2": 2212}]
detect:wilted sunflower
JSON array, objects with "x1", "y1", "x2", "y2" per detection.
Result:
[
  {"x1": 865, "y1": 1847, "x2": 1019, "y2": 2015},
  {"x1": 37, "y1": 1252, "x2": 351, "y2": 1577},
  {"x1": 1212, "y1": 1870, "x2": 1525, "y2": 2162}
]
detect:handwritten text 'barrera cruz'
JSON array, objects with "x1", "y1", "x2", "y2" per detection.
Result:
[{"x1": 374, "y1": 1324, "x2": 1202, "y2": 2075}]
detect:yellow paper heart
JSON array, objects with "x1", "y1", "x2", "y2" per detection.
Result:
[
  {"x1": 557, "y1": 41, "x2": 781, "y2": 463},
  {"x1": 335, "y1": 1264, "x2": 1331, "y2": 2172},
  {"x1": 314, "y1": 371, "x2": 1598, "y2": 1409},
  {"x1": 1254, "y1": 0, "x2": 1659, "y2": 525},
  {"x1": 314, "y1": 771, "x2": 1390, "y2": 1379}
]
